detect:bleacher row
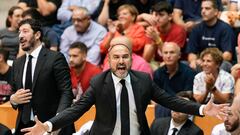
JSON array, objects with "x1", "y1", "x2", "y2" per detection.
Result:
[{"x1": 0, "y1": 102, "x2": 222, "y2": 135}]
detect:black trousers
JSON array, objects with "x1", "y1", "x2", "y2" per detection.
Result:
[{"x1": 14, "y1": 120, "x2": 35, "y2": 135}]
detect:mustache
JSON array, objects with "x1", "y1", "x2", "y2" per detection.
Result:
[{"x1": 19, "y1": 37, "x2": 25, "y2": 42}]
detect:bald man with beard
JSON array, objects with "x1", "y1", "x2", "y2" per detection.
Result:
[{"x1": 22, "y1": 36, "x2": 228, "y2": 135}]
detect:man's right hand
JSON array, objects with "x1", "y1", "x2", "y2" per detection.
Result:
[
  {"x1": 21, "y1": 116, "x2": 48, "y2": 135},
  {"x1": 10, "y1": 89, "x2": 32, "y2": 104}
]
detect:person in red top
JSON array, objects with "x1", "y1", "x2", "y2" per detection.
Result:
[
  {"x1": 69, "y1": 42, "x2": 102, "y2": 102},
  {"x1": 100, "y1": 4, "x2": 152, "y2": 62},
  {"x1": 137, "y1": 1, "x2": 187, "y2": 62}
]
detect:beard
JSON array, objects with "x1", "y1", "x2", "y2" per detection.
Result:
[
  {"x1": 21, "y1": 38, "x2": 35, "y2": 52},
  {"x1": 225, "y1": 121, "x2": 239, "y2": 132}
]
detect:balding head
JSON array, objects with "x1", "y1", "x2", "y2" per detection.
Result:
[
  {"x1": 162, "y1": 42, "x2": 181, "y2": 66},
  {"x1": 108, "y1": 36, "x2": 132, "y2": 54},
  {"x1": 108, "y1": 36, "x2": 132, "y2": 79},
  {"x1": 162, "y1": 42, "x2": 181, "y2": 54}
]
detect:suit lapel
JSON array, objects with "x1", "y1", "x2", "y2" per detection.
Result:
[
  {"x1": 178, "y1": 120, "x2": 190, "y2": 135},
  {"x1": 164, "y1": 118, "x2": 171, "y2": 135},
  {"x1": 104, "y1": 71, "x2": 116, "y2": 114},
  {"x1": 129, "y1": 71, "x2": 142, "y2": 119},
  {"x1": 19, "y1": 56, "x2": 27, "y2": 88},
  {"x1": 32, "y1": 47, "x2": 47, "y2": 92}
]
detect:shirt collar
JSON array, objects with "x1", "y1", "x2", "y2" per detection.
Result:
[
  {"x1": 169, "y1": 118, "x2": 186, "y2": 133},
  {"x1": 111, "y1": 72, "x2": 131, "y2": 85},
  {"x1": 163, "y1": 62, "x2": 182, "y2": 75},
  {"x1": 26, "y1": 44, "x2": 43, "y2": 59}
]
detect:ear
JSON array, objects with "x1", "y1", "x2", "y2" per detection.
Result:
[
  {"x1": 7, "y1": 16, "x2": 12, "y2": 23},
  {"x1": 168, "y1": 13, "x2": 173, "y2": 21},
  {"x1": 34, "y1": 31, "x2": 41, "y2": 40},
  {"x1": 83, "y1": 53, "x2": 87, "y2": 61}
]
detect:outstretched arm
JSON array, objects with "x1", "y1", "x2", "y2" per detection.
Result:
[{"x1": 203, "y1": 97, "x2": 229, "y2": 120}]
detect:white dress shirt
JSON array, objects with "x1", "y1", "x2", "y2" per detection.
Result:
[
  {"x1": 111, "y1": 73, "x2": 140, "y2": 135},
  {"x1": 22, "y1": 45, "x2": 42, "y2": 120},
  {"x1": 167, "y1": 119, "x2": 185, "y2": 135}
]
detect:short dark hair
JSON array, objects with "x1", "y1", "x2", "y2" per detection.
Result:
[
  {"x1": 0, "y1": 48, "x2": 9, "y2": 62},
  {"x1": 176, "y1": 91, "x2": 196, "y2": 102},
  {"x1": 19, "y1": 19, "x2": 43, "y2": 41},
  {"x1": 151, "y1": 1, "x2": 173, "y2": 14},
  {"x1": 22, "y1": 8, "x2": 45, "y2": 25},
  {"x1": 6, "y1": 6, "x2": 22, "y2": 27},
  {"x1": 202, "y1": 0, "x2": 219, "y2": 9},
  {"x1": 69, "y1": 42, "x2": 88, "y2": 54}
]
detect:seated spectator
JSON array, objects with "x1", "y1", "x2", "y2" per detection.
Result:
[
  {"x1": 137, "y1": 1, "x2": 187, "y2": 62},
  {"x1": 150, "y1": 91, "x2": 204, "y2": 135},
  {"x1": 57, "y1": 0, "x2": 101, "y2": 24},
  {"x1": 173, "y1": 0, "x2": 223, "y2": 32},
  {"x1": 186, "y1": 0, "x2": 236, "y2": 72},
  {"x1": 0, "y1": 49, "x2": 12, "y2": 104},
  {"x1": 211, "y1": 95, "x2": 240, "y2": 135},
  {"x1": 22, "y1": 8, "x2": 59, "y2": 51},
  {"x1": 100, "y1": 4, "x2": 152, "y2": 61},
  {"x1": 0, "y1": 6, "x2": 23, "y2": 64},
  {"x1": 69, "y1": 42, "x2": 102, "y2": 102},
  {"x1": 52, "y1": 0, "x2": 101, "y2": 38},
  {"x1": 94, "y1": 0, "x2": 128, "y2": 26},
  {"x1": 193, "y1": 48, "x2": 234, "y2": 104},
  {"x1": 17, "y1": 0, "x2": 62, "y2": 26},
  {"x1": 153, "y1": 42, "x2": 196, "y2": 118},
  {"x1": 60, "y1": 7, "x2": 107, "y2": 65}
]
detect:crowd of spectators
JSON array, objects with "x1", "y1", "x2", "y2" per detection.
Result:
[{"x1": 1, "y1": 0, "x2": 240, "y2": 134}]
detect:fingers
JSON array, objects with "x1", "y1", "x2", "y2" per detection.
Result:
[
  {"x1": 14, "y1": 89, "x2": 32, "y2": 104},
  {"x1": 35, "y1": 116, "x2": 41, "y2": 124},
  {"x1": 21, "y1": 127, "x2": 31, "y2": 132}
]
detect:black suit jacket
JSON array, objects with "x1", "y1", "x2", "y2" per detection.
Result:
[
  {"x1": 0, "y1": 123, "x2": 12, "y2": 135},
  {"x1": 11, "y1": 47, "x2": 74, "y2": 134},
  {"x1": 49, "y1": 70, "x2": 202, "y2": 135},
  {"x1": 151, "y1": 117, "x2": 203, "y2": 135}
]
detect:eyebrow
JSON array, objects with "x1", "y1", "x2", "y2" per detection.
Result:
[{"x1": 108, "y1": 43, "x2": 131, "y2": 52}]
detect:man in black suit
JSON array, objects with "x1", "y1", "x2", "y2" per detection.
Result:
[
  {"x1": 9, "y1": 19, "x2": 74, "y2": 135},
  {"x1": 151, "y1": 91, "x2": 203, "y2": 135},
  {"x1": 22, "y1": 36, "x2": 228, "y2": 135}
]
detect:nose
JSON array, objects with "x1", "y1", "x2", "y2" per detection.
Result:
[
  {"x1": 118, "y1": 57, "x2": 124, "y2": 63},
  {"x1": 19, "y1": 32, "x2": 24, "y2": 39}
]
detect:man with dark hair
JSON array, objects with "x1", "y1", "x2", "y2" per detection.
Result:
[
  {"x1": 10, "y1": 19, "x2": 74, "y2": 135},
  {"x1": 151, "y1": 91, "x2": 204, "y2": 135},
  {"x1": 0, "y1": 48, "x2": 12, "y2": 104},
  {"x1": 69, "y1": 42, "x2": 102, "y2": 102},
  {"x1": 173, "y1": 0, "x2": 223, "y2": 32},
  {"x1": 137, "y1": 1, "x2": 187, "y2": 62},
  {"x1": 22, "y1": 8, "x2": 59, "y2": 51},
  {"x1": 186, "y1": 0, "x2": 236, "y2": 72}
]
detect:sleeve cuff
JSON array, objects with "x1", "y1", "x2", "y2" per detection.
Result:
[
  {"x1": 45, "y1": 121, "x2": 53, "y2": 132},
  {"x1": 199, "y1": 105, "x2": 205, "y2": 116},
  {"x1": 10, "y1": 95, "x2": 18, "y2": 105}
]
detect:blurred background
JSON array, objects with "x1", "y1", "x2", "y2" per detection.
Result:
[{"x1": 0, "y1": 0, "x2": 17, "y2": 29}]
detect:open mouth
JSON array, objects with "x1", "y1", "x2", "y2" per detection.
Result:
[{"x1": 117, "y1": 65, "x2": 126, "y2": 71}]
